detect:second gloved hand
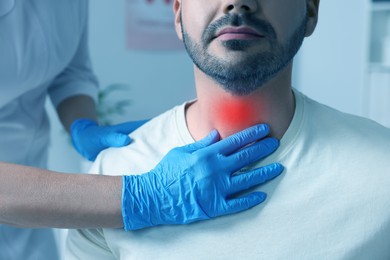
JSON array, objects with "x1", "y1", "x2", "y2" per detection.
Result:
[
  {"x1": 71, "y1": 119, "x2": 148, "y2": 161},
  {"x1": 122, "y1": 124, "x2": 284, "y2": 230}
]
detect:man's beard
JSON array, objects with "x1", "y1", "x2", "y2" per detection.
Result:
[{"x1": 181, "y1": 12, "x2": 307, "y2": 96}]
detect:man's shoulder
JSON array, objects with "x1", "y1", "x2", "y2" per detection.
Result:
[
  {"x1": 304, "y1": 94, "x2": 390, "y2": 139},
  {"x1": 91, "y1": 102, "x2": 191, "y2": 176},
  {"x1": 300, "y1": 94, "x2": 390, "y2": 161},
  {"x1": 128, "y1": 101, "x2": 194, "y2": 152}
]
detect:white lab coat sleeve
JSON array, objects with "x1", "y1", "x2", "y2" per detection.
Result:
[{"x1": 48, "y1": 10, "x2": 99, "y2": 108}]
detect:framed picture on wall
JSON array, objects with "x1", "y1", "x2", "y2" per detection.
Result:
[{"x1": 125, "y1": 0, "x2": 183, "y2": 50}]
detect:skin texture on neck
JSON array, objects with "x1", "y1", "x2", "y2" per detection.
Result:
[{"x1": 186, "y1": 62, "x2": 295, "y2": 141}]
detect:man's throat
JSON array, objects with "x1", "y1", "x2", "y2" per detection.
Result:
[{"x1": 211, "y1": 97, "x2": 266, "y2": 138}]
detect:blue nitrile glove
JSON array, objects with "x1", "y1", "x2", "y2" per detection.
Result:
[
  {"x1": 122, "y1": 124, "x2": 284, "y2": 230},
  {"x1": 71, "y1": 118, "x2": 148, "y2": 161}
]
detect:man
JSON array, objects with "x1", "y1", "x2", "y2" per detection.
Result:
[{"x1": 66, "y1": 0, "x2": 390, "y2": 258}]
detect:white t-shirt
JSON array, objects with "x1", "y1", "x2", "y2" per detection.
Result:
[{"x1": 66, "y1": 90, "x2": 390, "y2": 260}]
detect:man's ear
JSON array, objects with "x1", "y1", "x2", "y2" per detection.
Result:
[
  {"x1": 305, "y1": 0, "x2": 320, "y2": 36},
  {"x1": 173, "y1": 0, "x2": 183, "y2": 41}
]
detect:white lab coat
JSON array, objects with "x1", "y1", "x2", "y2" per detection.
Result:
[{"x1": 0, "y1": 0, "x2": 98, "y2": 259}]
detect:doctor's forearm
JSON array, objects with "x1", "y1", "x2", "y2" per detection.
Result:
[
  {"x1": 57, "y1": 95, "x2": 98, "y2": 133},
  {"x1": 0, "y1": 162, "x2": 123, "y2": 229}
]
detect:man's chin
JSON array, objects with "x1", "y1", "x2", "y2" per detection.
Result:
[
  {"x1": 207, "y1": 71, "x2": 277, "y2": 96},
  {"x1": 221, "y1": 39, "x2": 255, "y2": 51}
]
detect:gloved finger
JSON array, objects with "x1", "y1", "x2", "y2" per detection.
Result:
[
  {"x1": 228, "y1": 163, "x2": 284, "y2": 194},
  {"x1": 223, "y1": 137, "x2": 279, "y2": 171},
  {"x1": 222, "y1": 192, "x2": 267, "y2": 216},
  {"x1": 112, "y1": 119, "x2": 150, "y2": 134},
  {"x1": 210, "y1": 124, "x2": 270, "y2": 155},
  {"x1": 100, "y1": 133, "x2": 132, "y2": 147},
  {"x1": 182, "y1": 129, "x2": 220, "y2": 153}
]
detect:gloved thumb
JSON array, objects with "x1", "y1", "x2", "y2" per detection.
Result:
[{"x1": 101, "y1": 133, "x2": 132, "y2": 147}]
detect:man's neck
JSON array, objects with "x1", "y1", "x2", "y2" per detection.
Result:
[{"x1": 186, "y1": 63, "x2": 295, "y2": 140}]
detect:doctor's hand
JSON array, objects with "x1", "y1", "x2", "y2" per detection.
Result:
[
  {"x1": 122, "y1": 124, "x2": 284, "y2": 230},
  {"x1": 70, "y1": 119, "x2": 148, "y2": 161}
]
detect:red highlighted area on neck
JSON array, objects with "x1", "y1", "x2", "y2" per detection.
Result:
[{"x1": 213, "y1": 98, "x2": 260, "y2": 133}]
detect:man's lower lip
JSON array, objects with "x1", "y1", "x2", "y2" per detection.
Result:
[{"x1": 217, "y1": 33, "x2": 264, "y2": 41}]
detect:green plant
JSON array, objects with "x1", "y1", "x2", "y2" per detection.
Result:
[{"x1": 97, "y1": 84, "x2": 132, "y2": 126}]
